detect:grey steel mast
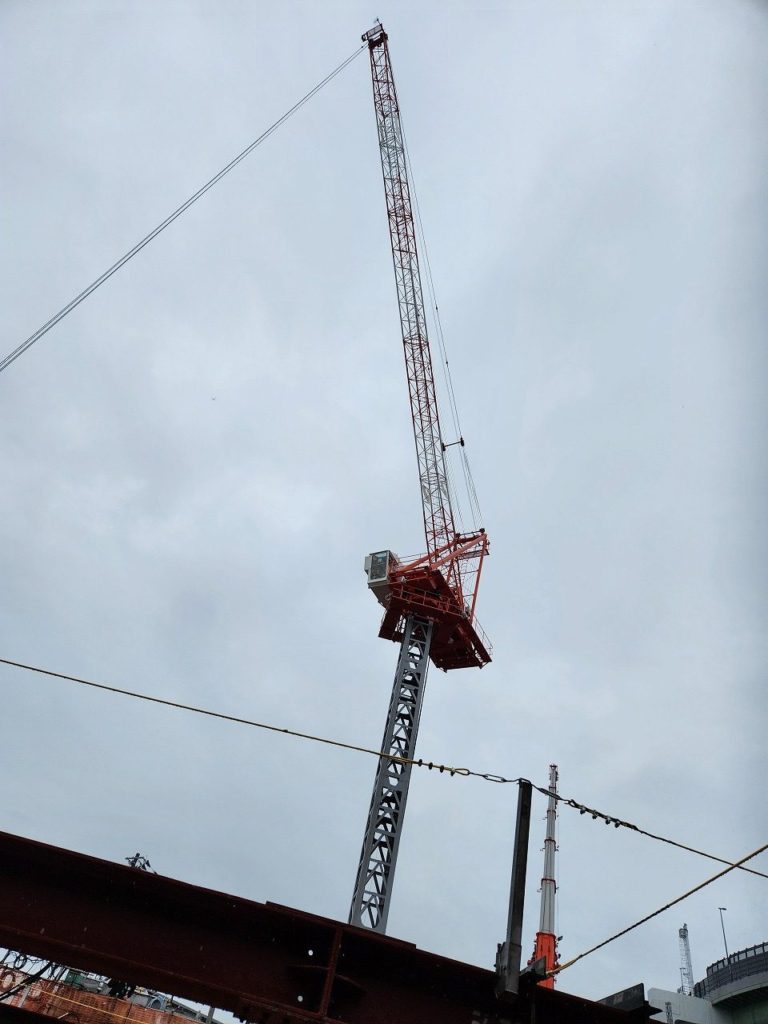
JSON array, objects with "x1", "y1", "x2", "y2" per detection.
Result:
[{"x1": 348, "y1": 617, "x2": 433, "y2": 931}]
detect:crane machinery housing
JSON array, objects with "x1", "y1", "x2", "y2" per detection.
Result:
[{"x1": 348, "y1": 22, "x2": 491, "y2": 934}]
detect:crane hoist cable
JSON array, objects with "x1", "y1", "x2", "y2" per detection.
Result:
[{"x1": 402, "y1": 132, "x2": 483, "y2": 530}]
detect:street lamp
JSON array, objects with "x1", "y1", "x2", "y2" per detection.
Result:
[
  {"x1": 718, "y1": 907, "x2": 730, "y2": 961},
  {"x1": 718, "y1": 906, "x2": 733, "y2": 984}
]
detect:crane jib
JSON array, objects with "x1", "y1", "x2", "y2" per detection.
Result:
[{"x1": 366, "y1": 28, "x2": 455, "y2": 559}]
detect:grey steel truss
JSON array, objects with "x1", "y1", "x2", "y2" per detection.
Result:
[{"x1": 348, "y1": 615, "x2": 433, "y2": 933}]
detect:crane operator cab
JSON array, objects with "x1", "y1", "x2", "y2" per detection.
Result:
[{"x1": 364, "y1": 550, "x2": 394, "y2": 608}]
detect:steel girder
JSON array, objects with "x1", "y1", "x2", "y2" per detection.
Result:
[{"x1": 0, "y1": 828, "x2": 653, "y2": 1024}]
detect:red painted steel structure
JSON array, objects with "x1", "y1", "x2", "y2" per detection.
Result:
[
  {"x1": 377, "y1": 537, "x2": 490, "y2": 671},
  {"x1": 0, "y1": 831, "x2": 650, "y2": 1024},
  {"x1": 0, "y1": 976, "x2": 198, "y2": 1024},
  {"x1": 364, "y1": 22, "x2": 490, "y2": 671}
]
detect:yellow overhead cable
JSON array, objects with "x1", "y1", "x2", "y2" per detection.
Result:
[
  {"x1": 553, "y1": 838, "x2": 768, "y2": 975},
  {"x1": 1, "y1": 656, "x2": 765, "y2": 882}
]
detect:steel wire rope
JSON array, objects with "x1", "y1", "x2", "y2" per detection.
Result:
[
  {"x1": 528, "y1": 781, "x2": 767, "y2": 881},
  {"x1": 400, "y1": 124, "x2": 484, "y2": 530},
  {"x1": 405, "y1": 145, "x2": 479, "y2": 530},
  {"x1": 1, "y1": 655, "x2": 766, "y2": 883},
  {"x1": 552, "y1": 839, "x2": 768, "y2": 977},
  {"x1": 444, "y1": 453, "x2": 466, "y2": 531},
  {"x1": 0, "y1": 44, "x2": 366, "y2": 377},
  {"x1": 0, "y1": 655, "x2": 475, "y2": 777}
]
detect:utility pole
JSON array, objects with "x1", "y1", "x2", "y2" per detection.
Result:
[
  {"x1": 718, "y1": 907, "x2": 732, "y2": 982},
  {"x1": 496, "y1": 781, "x2": 533, "y2": 998}
]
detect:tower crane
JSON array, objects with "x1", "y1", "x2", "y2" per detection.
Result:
[
  {"x1": 349, "y1": 22, "x2": 491, "y2": 934},
  {"x1": 678, "y1": 924, "x2": 695, "y2": 996},
  {"x1": 529, "y1": 765, "x2": 560, "y2": 987}
]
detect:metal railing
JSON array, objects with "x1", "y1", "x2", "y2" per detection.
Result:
[{"x1": 693, "y1": 942, "x2": 768, "y2": 999}]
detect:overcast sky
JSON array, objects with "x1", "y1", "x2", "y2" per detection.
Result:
[{"x1": 2, "y1": 0, "x2": 766, "y2": 1006}]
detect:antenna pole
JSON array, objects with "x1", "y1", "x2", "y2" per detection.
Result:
[{"x1": 530, "y1": 765, "x2": 559, "y2": 987}]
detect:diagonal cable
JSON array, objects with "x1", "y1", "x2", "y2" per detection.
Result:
[
  {"x1": 0, "y1": 44, "x2": 365, "y2": 377},
  {"x1": 530, "y1": 782, "x2": 767, "y2": 882},
  {"x1": 1, "y1": 656, "x2": 765, "y2": 883},
  {"x1": 553, "y1": 839, "x2": 768, "y2": 975}
]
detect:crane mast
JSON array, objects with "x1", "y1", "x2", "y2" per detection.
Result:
[{"x1": 349, "y1": 22, "x2": 491, "y2": 934}]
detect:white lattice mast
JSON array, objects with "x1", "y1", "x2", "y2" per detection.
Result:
[
  {"x1": 530, "y1": 764, "x2": 559, "y2": 988},
  {"x1": 679, "y1": 924, "x2": 695, "y2": 995}
]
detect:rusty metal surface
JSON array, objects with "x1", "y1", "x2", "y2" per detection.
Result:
[
  {"x1": 0, "y1": 974, "x2": 204, "y2": 1024},
  {"x1": 0, "y1": 830, "x2": 647, "y2": 1024}
]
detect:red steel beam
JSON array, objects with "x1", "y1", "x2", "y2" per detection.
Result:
[{"x1": 0, "y1": 830, "x2": 646, "y2": 1024}]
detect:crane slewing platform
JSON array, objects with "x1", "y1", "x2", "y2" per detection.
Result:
[{"x1": 365, "y1": 540, "x2": 490, "y2": 671}]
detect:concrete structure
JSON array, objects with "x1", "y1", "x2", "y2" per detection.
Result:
[
  {"x1": 648, "y1": 988, "x2": 727, "y2": 1024},
  {"x1": 694, "y1": 942, "x2": 768, "y2": 1024},
  {"x1": 649, "y1": 941, "x2": 768, "y2": 1024}
]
